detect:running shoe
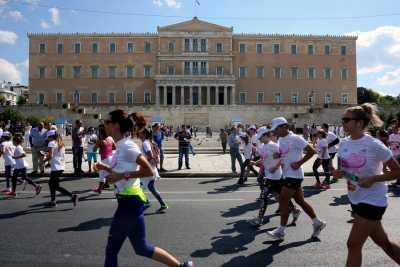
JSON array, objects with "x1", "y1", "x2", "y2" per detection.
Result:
[
  {"x1": 322, "y1": 184, "x2": 331, "y2": 190},
  {"x1": 46, "y1": 201, "x2": 57, "y2": 207},
  {"x1": 159, "y1": 204, "x2": 168, "y2": 211},
  {"x1": 180, "y1": 261, "x2": 193, "y2": 267},
  {"x1": 5, "y1": 191, "x2": 16, "y2": 197},
  {"x1": 72, "y1": 194, "x2": 78, "y2": 207},
  {"x1": 267, "y1": 228, "x2": 285, "y2": 241},
  {"x1": 311, "y1": 221, "x2": 327, "y2": 238},
  {"x1": 92, "y1": 188, "x2": 102, "y2": 194},
  {"x1": 35, "y1": 185, "x2": 42, "y2": 195},
  {"x1": 144, "y1": 201, "x2": 152, "y2": 210},
  {"x1": 291, "y1": 209, "x2": 301, "y2": 224},
  {"x1": 1, "y1": 188, "x2": 11, "y2": 193},
  {"x1": 313, "y1": 182, "x2": 324, "y2": 189},
  {"x1": 274, "y1": 208, "x2": 281, "y2": 215}
]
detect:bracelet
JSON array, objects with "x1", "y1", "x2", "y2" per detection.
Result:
[{"x1": 124, "y1": 172, "x2": 130, "y2": 180}]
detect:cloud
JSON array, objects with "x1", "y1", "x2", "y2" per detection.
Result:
[
  {"x1": 0, "y1": 30, "x2": 17, "y2": 44},
  {"x1": 0, "y1": 58, "x2": 22, "y2": 83},
  {"x1": 153, "y1": 0, "x2": 163, "y2": 7},
  {"x1": 358, "y1": 64, "x2": 391, "y2": 75},
  {"x1": 165, "y1": 0, "x2": 181, "y2": 8},
  {"x1": 40, "y1": 19, "x2": 49, "y2": 28},
  {"x1": 8, "y1": 10, "x2": 23, "y2": 21},
  {"x1": 377, "y1": 68, "x2": 400, "y2": 86},
  {"x1": 0, "y1": 0, "x2": 8, "y2": 6},
  {"x1": 49, "y1": 7, "x2": 60, "y2": 25}
]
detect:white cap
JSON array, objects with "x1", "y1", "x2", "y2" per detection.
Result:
[
  {"x1": 271, "y1": 117, "x2": 288, "y2": 131},
  {"x1": 257, "y1": 127, "x2": 271, "y2": 140},
  {"x1": 46, "y1": 130, "x2": 57, "y2": 138},
  {"x1": 248, "y1": 124, "x2": 257, "y2": 131}
]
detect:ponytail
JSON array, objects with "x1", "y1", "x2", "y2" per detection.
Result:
[
  {"x1": 346, "y1": 103, "x2": 383, "y2": 129},
  {"x1": 129, "y1": 112, "x2": 147, "y2": 135}
]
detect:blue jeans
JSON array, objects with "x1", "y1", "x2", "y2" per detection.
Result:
[
  {"x1": 105, "y1": 197, "x2": 155, "y2": 267},
  {"x1": 178, "y1": 146, "x2": 189, "y2": 169},
  {"x1": 230, "y1": 148, "x2": 244, "y2": 173}
]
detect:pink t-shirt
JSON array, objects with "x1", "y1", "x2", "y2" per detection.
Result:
[{"x1": 100, "y1": 137, "x2": 114, "y2": 160}]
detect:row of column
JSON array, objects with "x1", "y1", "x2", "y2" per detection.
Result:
[{"x1": 156, "y1": 85, "x2": 235, "y2": 106}]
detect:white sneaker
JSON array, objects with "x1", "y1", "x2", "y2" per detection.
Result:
[
  {"x1": 267, "y1": 228, "x2": 285, "y2": 240},
  {"x1": 291, "y1": 209, "x2": 301, "y2": 224},
  {"x1": 312, "y1": 221, "x2": 326, "y2": 238}
]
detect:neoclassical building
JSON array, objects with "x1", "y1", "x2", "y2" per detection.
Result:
[{"x1": 27, "y1": 17, "x2": 357, "y2": 127}]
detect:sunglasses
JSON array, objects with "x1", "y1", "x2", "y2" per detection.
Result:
[{"x1": 342, "y1": 117, "x2": 358, "y2": 124}]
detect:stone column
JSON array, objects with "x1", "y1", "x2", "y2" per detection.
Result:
[
  {"x1": 189, "y1": 86, "x2": 193, "y2": 105},
  {"x1": 206, "y1": 86, "x2": 210, "y2": 105},
  {"x1": 224, "y1": 86, "x2": 228, "y2": 105},
  {"x1": 181, "y1": 86, "x2": 185, "y2": 105},
  {"x1": 164, "y1": 86, "x2": 168, "y2": 106},
  {"x1": 231, "y1": 86, "x2": 235, "y2": 105},
  {"x1": 156, "y1": 86, "x2": 160, "y2": 107},
  {"x1": 172, "y1": 86, "x2": 176, "y2": 106},
  {"x1": 198, "y1": 86, "x2": 202, "y2": 105},
  {"x1": 215, "y1": 86, "x2": 219, "y2": 105}
]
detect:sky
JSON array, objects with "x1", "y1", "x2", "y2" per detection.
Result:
[{"x1": 0, "y1": 0, "x2": 400, "y2": 96}]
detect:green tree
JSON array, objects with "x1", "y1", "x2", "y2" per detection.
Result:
[
  {"x1": 16, "y1": 96, "x2": 27, "y2": 105},
  {"x1": 0, "y1": 95, "x2": 6, "y2": 106},
  {"x1": 0, "y1": 108, "x2": 25, "y2": 124}
]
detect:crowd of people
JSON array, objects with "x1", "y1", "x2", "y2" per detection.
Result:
[{"x1": 1, "y1": 103, "x2": 400, "y2": 266}]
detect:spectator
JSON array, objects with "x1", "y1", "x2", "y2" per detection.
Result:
[
  {"x1": 29, "y1": 122, "x2": 47, "y2": 175},
  {"x1": 153, "y1": 123, "x2": 167, "y2": 172},
  {"x1": 86, "y1": 127, "x2": 98, "y2": 174},
  {"x1": 219, "y1": 129, "x2": 228, "y2": 154},
  {"x1": 72, "y1": 120, "x2": 85, "y2": 175},
  {"x1": 228, "y1": 126, "x2": 244, "y2": 176},
  {"x1": 174, "y1": 125, "x2": 191, "y2": 170}
]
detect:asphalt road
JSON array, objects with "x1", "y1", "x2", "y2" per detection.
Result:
[{"x1": 1, "y1": 177, "x2": 399, "y2": 267}]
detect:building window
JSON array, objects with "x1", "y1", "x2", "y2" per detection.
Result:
[
  {"x1": 324, "y1": 44, "x2": 331, "y2": 55},
  {"x1": 216, "y1": 66, "x2": 224, "y2": 75},
  {"x1": 37, "y1": 93, "x2": 45, "y2": 105},
  {"x1": 144, "y1": 42, "x2": 151, "y2": 53},
  {"x1": 200, "y1": 61, "x2": 207, "y2": 75},
  {"x1": 239, "y1": 92, "x2": 246, "y2": 104},
  {"x1": 126, "y1": 92, "x2": 134, "y2": 104},
  {"x1": 126, "y1": 65, "x2": 134, "y2": 78},
  {"x1": 239, "y1": 67, "x2": 247, "y2": 78},
  {"x1": 239, "y1": 43, "x2": 246, "y2": 53},
  {"x1": 341, "y1": 68, "x2": 348, "y2": 80},
  {"x1": 108, "y1": 93, "x2": 115, "y2": 104},
  {"x1": 274, "y1": 93, "x2": 282, "y2": 103},
  {"x1": 74, "y1": 43, "x2": 81, "y2": 54},
  {"x1": 200, "y1": 39, "x2": 207, "y2": 52},
  {"x1": 92, "y1": 43, "x2": 99, "y2": 54},
  {"x1": 256, "y1": 92, "x2": 264, "y2": 104},
  {"x1": 109, "y1": 43, "x2": 116, "y2": 54},
  {"x1": 325, "y1": 94, "x2": 332, "y2": 104},
  {"x1": 73, "y1": 90, "x2": 80, "y2": 105},
  {"x1": 144, "y1": 66, "x2": 151, "y2": 77},
  {"x1": 308, "y1": 93, "x2": 314, "y2": 104},
  {"x1": 56, "y1": 93, "x2": 63, "y2": 104},
  {"x1": 56, "y1": 66, "x2": 64, "y2": 79},
  {"x1": 144, "y1": 92, "x2": 151, "y2": 104},
  {"x1": 91, "y1": 93, "x2": 98, "y2": 104},
  {"x1": 308, "y1": 44, "x2": 315, "y2": 55},
  {"x1": 184, "y1": 39, "x2": 190, "y2": 52},
  {"x1": 73, "y1": 66, "x2": 81, "y2": 78},
  {"x1": 291, "y1": 93, "x2": 299, "y2": 104},
  {"x1": 39, "y1": 67, "x2": 46, "y2": 79},
  {"x1": 290, "y1": 44, "x2": 297, "y2": 55},
  {"x1": 168, "y1": 65, "x2": 175, "y2": 75},
  {"x1": 290, "y1": 67, "x2": 298, "y2": 80},
  {"x1": 127, "y1": 43, "x2": 134, "y2": 53},
  {"x1": 324, "y1": 67, "x2": 332, "y2": 80},
  {"x1": 341, "y1": 45, "x2": 347, "y2": 56},
  {"x1": 39, "y1": 43, "x2": 46, "y2": 54},
  {"x1": 57, "y1": 43, "x2": 63, "y2": 55},
  {"x1": 256, "y1": 43, "x2": 263, "y2": 54},
  {"x1": 216, "y1": 42, "x2": 223, "y2": 53},
  {"x1": 91, "y1": 66, "x2": 99, "y2": 78},
  {"x1": 192, "y1": 62, "x2": 199, "y2": 75},
  {"x1": 184, "y1": 62, "x2": 191, "y2": 75},
  {"x1": 192, "y1": 39, "x2": 198, "y2": 52},
  {"x1": 273, "y1": 43, "x2": 280, "y2": 54},
  {"x1": 307, "y1": 67, "x2": 316, "y2": 80},
  {"x1": 256, "y1": 66, "x2": 264, "y2": 78},
  {"x1": 342, "y1": 94, "x2": 349, "y2": 104},
  {"x1": 109, "y1": 66, "x2": 116, "y2": 79},
  {"x1": 273, "y1": 67, "x2": 282, "y2": 79},
  {"x1": 168, "y1": 42, "x2": 175, "y2": 53}
]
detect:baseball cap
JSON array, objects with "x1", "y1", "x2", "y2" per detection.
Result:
[
  {"x1": 271, "y1": 117, "x2": 288, "y2": 131},
  {"x1": 256, "y1": 127, "x2": 271, "y2": 140}
]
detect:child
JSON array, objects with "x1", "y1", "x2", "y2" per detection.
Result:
[
  {"x1": 6, "y1": 135, "x2": 41, "y2": 197},
  {"x1": 86, "y1": 127, "x2": 98, "y2": 173},
  {"x1": 0, "y1": 131, "x2": 15, "y2": 193},
  {"x1": 312, "y1": 129, "x2": 331, "y2": 189}
]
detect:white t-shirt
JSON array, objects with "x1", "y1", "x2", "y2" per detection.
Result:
[
  {"x1": 141, "y1": 140, "x2": 159, "y2": 186},
  {"x1": 48, "y1": 141, "x2": 65, "y2": 171},
  {"x1": 327, "y1": 131, "x2": 338, "y2": 154},
  {"x1": 388, "y1": 133, "x2": 400, "y2": 157},
  {"x1": 243, "y1": 143, "x2": 253, "y2": 160},
  {"x1": 316, "y1": 138, "x2": 330, "y2": 159},
  {"x1": 278, "y1": 132, "x2": 308, "y2": 179},
  {"x1": 1, "y1": 140, "x2": 15, "y2": 166},
  {"x1": 86, "y1": 134, "x2": 98, "y2": 153},
  {"x1": 259, "y1": 142, "x2": 282, "y2": 180},
  {"x1": 14, "y1": 145, "x2": 27, "y2": 169},
  {"x1": 112, "y1": 137, "x2": 142, "y2": 194},
  {"x1": 338, "y1": 135, "x2": 392, "y2": 207}
]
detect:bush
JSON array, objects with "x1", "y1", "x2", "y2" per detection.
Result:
[
  {"x1": 0, "y1": 108, "x2": 25, "y2": 124},
  {"x1": 17, "y1": 96, "x2": 27, "y2": 106}
]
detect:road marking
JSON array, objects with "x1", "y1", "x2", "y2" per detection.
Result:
[{"x1": 112, "y1": 198, "x2": 245, "y2": 202}]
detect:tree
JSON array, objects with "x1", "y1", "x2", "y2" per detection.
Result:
[
  {"x1": 357, "y1": 87, "x2": 380, "y2": 104},
  {"x1": 0, "y1": 108, "x2": 25, "y2": 124},
  {"x1": 16, "y1": 96, "x2": 27, "y2": 105},
  {"x1": 0, "y1": 95, "x2": 6, "y2": 106}
]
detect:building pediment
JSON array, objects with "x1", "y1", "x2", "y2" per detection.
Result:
[{"x1": 158, "y1": 17, "x2": 232, "y2": 33}]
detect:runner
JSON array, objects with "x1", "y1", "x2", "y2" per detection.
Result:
[
  {"x1": 238, "y1": 133, "x2": 258, "y2": 185},
  {"x1": 388, "y1": 122, "x2": 400, "y2": 187},
  {"x1": 312, "y1": 129, "x2": 331, "y2": 189},
  {"x1": 95, "y1": 109, "x2": 192, "y2": 267},
  {"x1": 332, "y1": 103, "x2": 400, "y2": 267},
  {"x1": 267, "y1": 117, "x2": 326, "y2": 241},
  {"x1": 6, "y1": 135, "x2": 41, "y2": 197},
  {"x1": 0, "y1": 131, "x2": 15, "y2": 193},
  {"x1": 321, "y1": 123, "x2": 340, "y2": 183},
  {"x1": 249, "y1": 127, "x2": 301, "y2": 226},
  {"x1": 44, "y1": 130, "x2": 78, "y2": 207}
]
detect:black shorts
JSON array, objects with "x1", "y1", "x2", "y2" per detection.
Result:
[
  {"x1": 351, "y1": 203, "x2": 387, "y2": 221},
  {"x1": 265, "y1": 179, "x2": 282, "y2": 194},
  {"x1": 282, "y1": 177, "x2": 303, "y2": 190}
]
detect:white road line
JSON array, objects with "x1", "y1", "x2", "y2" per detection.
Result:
[{"x1": 112, "y1": 198, "x2": 245, "y2": 202}]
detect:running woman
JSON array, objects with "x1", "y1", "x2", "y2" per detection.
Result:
[
  {"x1": 332, "y1": 103, "x2": 400, "y2": 267},
  {"x1": 249, "y1": 127, "x2": 301, "y2": 226},
  {"x1": 267, "y1": 117, "x2": 326, "y2": 241},
  {"x1": 312, "y1": 129, "x2": 331, "y2": 189},
  {"x1": 321, "y1": 123, "x2": 339, "y2": 174},
  {"x1": 95, "y1": 109, "x2": 192, "y2": 267},
  {"x1": 0, "y1": 131, "x2": 15, "y2": 193},
  {"x1": 44, "y1": 130, "x2": 78, "y2": 207},
  {"x1": 388, "y1": 122, "x2": 400, "y2": 187},
  {"x1": 238, "y1": 133, "x2": 258, "y2": 184},
  {"x1": 138, "y1": 128, "x2": 168, "y2": 211},
  {"x1": 6, "y1": 135, "x2": 41, "y2": 197},
  {"x1": 92, "y1": 125, "x2": 115, "y2": 194}
]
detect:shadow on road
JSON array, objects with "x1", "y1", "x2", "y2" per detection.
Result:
[
  {"x1": 207, "y1": 183, "x2": 256, "y2": 195},
  {"x1": 0, "y1": 206, "x2": 72, "y2": 220},
  {"x1": 302, "y1": 186, "x2": 325, "y2": 198},
  {"x1": 198, "y1": 177, "x2": 234, "y2": 185},
  {"x1": 58, "y1": 217, "x2": 112, "y2": 232},
  {"x1": 220, "y1": 201, "x2": 260, "y2": 218},
  {"x1": 329, "y1": 194, "x2": 350, "y2": 206}
]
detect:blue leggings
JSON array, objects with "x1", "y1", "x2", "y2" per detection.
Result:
[{"x1": 105, "y1": 196, "x2": 155, "y2": 267}]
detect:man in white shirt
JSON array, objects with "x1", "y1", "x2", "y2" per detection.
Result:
[{"x1": 322, "y1": 123, "x2": 340, "y2": 170}]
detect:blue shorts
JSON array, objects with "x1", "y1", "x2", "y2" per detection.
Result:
[{"x1": 87, "y1": 152, "x2": 98, "y2": 162}]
